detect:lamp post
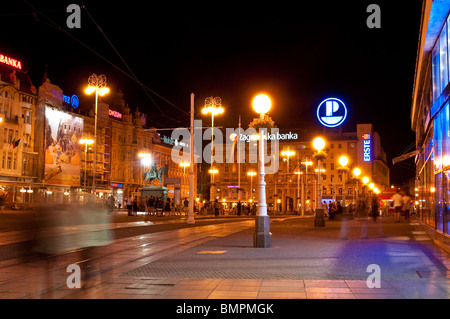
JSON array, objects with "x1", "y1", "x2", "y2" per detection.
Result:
[
  {"x1": 208, "y1": 168, "x2": 218, "y2": 200},
  {"x1": 180, "y1": 162, "x2": 190, "y2": 198},
  {"x1": 247, "y1": 171, "x2": 257, "y2": 202},
  {"x1": 312, "y1": 137, "x2": 326, "y2": 209},
  {"x1": 202, "y1": 97, "x2": 224, "y2": 202},
  {"x1": 281, "y1": 149, "x2": 295, "y2": 212},
  {"x1": 85, "y1": 74, "x2": 109, "y2": 197},
  {"x1": 337, "y1": 155, "x2": 349, "y2": 206},
  {"x1": 79, "y1": 138, "x2": 94, "y2": 192},
  {"x1": 252, "y1": 93, "x2": 271, "y2": 248},
  {"x1": 301, "y1": 160, "x2": 313, "y2": 215},
  {"x1": 353, "y1": 167, "x2": 361, "y2": 204}
]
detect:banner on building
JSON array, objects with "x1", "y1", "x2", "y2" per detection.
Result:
[{"x1": 44, "y1": 107, "x2": 83, "y2": 186}]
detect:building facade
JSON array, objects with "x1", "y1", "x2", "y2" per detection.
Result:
[
  {"x1": 411, "y1": 0, "x2": 450, "y2": 235},
  {"x1": 213, "y1": 123, "x2": 390, "y2": 213},
  {"x1": 0, "y1": 52, "x2": 197, "y2": 208},
  {"x1": 0, "y1": 54, "x2": 38, "y2": 204}
]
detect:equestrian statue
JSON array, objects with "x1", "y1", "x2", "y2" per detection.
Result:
[{"x1": 143, "y1": 163, "x2": 168, "y2": 186}]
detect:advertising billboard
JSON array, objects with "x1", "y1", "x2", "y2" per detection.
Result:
[{"x1": 44, "y1": 107, "x2": 83, "y2": 186}]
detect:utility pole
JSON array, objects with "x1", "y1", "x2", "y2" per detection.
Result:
[{"x1": 187, "y1": 93, "x2": 195, "y2": 224}]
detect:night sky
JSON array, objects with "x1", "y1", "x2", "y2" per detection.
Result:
[{"x1": 1, "y1": 0, "x2": 423, "y2": 185}]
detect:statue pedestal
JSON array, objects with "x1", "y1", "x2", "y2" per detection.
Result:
[{"x1": 140, "y1": 186, "x2": 168, "y2": 207}]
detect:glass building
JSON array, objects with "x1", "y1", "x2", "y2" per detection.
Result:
[{"x1": 411, "y1": 1, "x2": 450, "y2": 235}]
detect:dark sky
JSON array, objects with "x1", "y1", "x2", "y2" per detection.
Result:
[{"x1": 1, "y1": 0, "x2": 423, "y2": 184}]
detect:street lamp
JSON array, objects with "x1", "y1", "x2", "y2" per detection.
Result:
[
  {"x1": 281, "y1": 149, "x2": 295, "y2": 212},
  {"x1": 337, "y1": 155, "x2": 349, "y2": 206},
  {"x1": 180, "y1": 162, "x2": 190, "y2": 198},
  {"x1": 202, "y1": 97, "x2": 224, "y2": 202},
  {"x1": 312, "y1": 137, "x2": 326, "y2": 209},
  {"x1": 247, "y1": 171, "x2": 257, "y2": 202},
  {"x1": 252, "y1": 93, "x2": 271, "y2": 248},
  {"x1": 353, "y1": 167, "x2": 361, "y2": 204},
  {"x1": 85, "y1": 74, "x2": 109, "y2": 196},
  {"x1": 79, "y1": 138, "x2": 94, "y2": 192}
]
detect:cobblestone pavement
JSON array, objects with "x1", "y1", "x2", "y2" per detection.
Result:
[{"x1": 1, "y1": 215, "x2": 449, "y2": 299}]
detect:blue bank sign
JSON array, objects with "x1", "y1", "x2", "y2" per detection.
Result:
[{"x1": 317, "y1": 97, "x2": 347, "y2": 128}]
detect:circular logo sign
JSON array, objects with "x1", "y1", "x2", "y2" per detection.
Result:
[
  {"x1": 71, "y1": 95, "x2": 79, "y2": 109},
  {"x1": 316, "y1": 97, "x2": 347, "y2": 128}
]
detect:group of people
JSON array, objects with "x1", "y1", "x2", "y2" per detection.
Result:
[{"x1": 391, "y1": 190, "x2": 412, "y2": 222}]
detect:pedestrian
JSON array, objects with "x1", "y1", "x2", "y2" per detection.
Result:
[
  {"x1": 370, "y1": 193, "x2": 379, "y2": 221},
  {"x1": 237, "y1": 200, "x2": 242, "y2": 216},
  {"x1": 126, "y1": 197, "x2": 133, "y2": 216},
  {"x1": 132, "y1": 196, "x2": 138, "y2": 216},
  {"x1": 402, "y1": 193, "x2": 412, "y2": 222},
  {"x1": 391, "y1": 189, "x2": 403, "y2": 222},
  {"x1": 214, "y1": 199, "x2": 219, "y2": 217}
]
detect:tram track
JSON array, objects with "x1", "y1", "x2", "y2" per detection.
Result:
[{"x1": 0, "y1": 218, "x2": 255, "y2": 298}]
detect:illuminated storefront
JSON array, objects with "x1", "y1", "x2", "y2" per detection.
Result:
[{"x1": 411, "y1": 1, "x2": 450, "y2": 235}]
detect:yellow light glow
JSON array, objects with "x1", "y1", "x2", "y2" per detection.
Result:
[
  {"x1": 338, "y1": 155, "x2": 348, "y2": 167},
  {"x1": 179, "y1": 162, "x2": 190, "y2": 168},
  {"x1": 313, "y1": 137, "x2": 325, "y2": 151},
  {"x1": 430, "y1": 187, "x2": 436, "y2": 193},
  {"x1": 353, "y1": 168, "x2": 361, "y2": 177},
  {"x1": 208, "y1": 169, "x2": 218, "y2": 174},
  {"x1": 281, "y1": 150, "x2": 295, "y2": 157},
  {"x1": 98, "y1": 87, "x2": 110, "y2": 96},
  {"x1": 252, "y1": 94, "x2": 271, "y2": 114},
  {"x1": 362, "y1": 176, "x2": 369, "y2": 184},
  {"x1": 247, "y1": 171, "x2": 257, "y2": 176},
  {"x1": 85, "y1": 86, "x2": 96, "y2": 94},
  {"x1": 79, "y1": 138, "x2": 94, "y2": 145},
  {"x1": 138, "y1": 152, "x2": 151, "y2": 158},
  {"x1": 369, "y1": 183, "x2": 374, "y2": 189}
]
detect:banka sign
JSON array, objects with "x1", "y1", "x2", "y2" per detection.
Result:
[
  {"x1": 363, "y1": 133, "x2": 371, "y2": 162},
  {"x1": 317, "y1": 98, "x2": 347, "y2": 128},
  {"x1": 0, "y1": 54, "x2": 22, "y2": 70}
]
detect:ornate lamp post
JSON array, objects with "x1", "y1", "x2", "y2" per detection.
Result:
[
  {"x1": 250, "y1": 93, "x2": 273, "y2": 248},
  {"x1": 353, "y1": 167, "x2": 361, "y2": 204},
  {"x1": 247, "y1": 171, "x2": 257, "y2": 202},
  {"x1": 312, "y1": 137, "x2": 326, "y2": 209},
  {"x1": 337, "y1": 155, "x2": 349, "y2": 206},
  {"x1": 281, "y1": 149, "x2": 295, "y2": 212},
  {"x1": 202, "y1": 97, "x2": 224, "y2": 202},
  {"x1": 79, "y1": 138, "x2": 94, "y2": 192},
  {"x1": 85, "y1": 74, "x2": 109, "y2": 196}
]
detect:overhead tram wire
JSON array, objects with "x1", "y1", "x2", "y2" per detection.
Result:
[
  {"x1": 23, "y1": 0, "x2": 188, "y2": 128},
  {"x1": 79, "y1": 1, "x2": 188, "y2": 127}
]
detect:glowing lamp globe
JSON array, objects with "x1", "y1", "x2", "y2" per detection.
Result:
[
  {"x1": 252, "y1": 94, "x2": 271, "y2": 114},
  {"x1": 313, "y1": 137, "x2": 325, "y2": 151},
  {"x1": 338, "y1": 155, "x2": 348, "y2": 167}
]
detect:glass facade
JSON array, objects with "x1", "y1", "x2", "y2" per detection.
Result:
[{"x1": 421, "y1": 13, "x2": 450, "y2": 236}]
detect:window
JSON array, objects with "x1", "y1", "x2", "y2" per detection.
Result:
[
  {"x1": 338, "y1": 144, "x2": 342, "y2": 149},
  {"x1": 440, "y1": 24, "x2": 448, "y2": 93},
  {"x1": 433, "y1": 43, "x2": 441, "y2": 103},
  {"x1": 331, "y1": 163, "x2": 334, "y2": 170}
]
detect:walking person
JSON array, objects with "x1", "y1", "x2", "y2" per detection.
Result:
[
  {"x1": 402, "y1": 193, "x2": 412, "y2": 222},
  {"x1": 391, "y1": 189, "x2": 403, "y2": 222},
  {"x1": 132, "y1": 196, "x2": 138, "y2": 216},
  {"x1": 126, "y1": 197, "x2": 133, "y2": 216},
  {"x1": 370, "y1": 193, "x2": 379, "y2": 221}
]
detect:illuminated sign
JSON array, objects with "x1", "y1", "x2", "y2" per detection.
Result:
[
  {"x1": 239, "y1": 132, "x2": 298, "y2": 142},
  {"x1": 0, "y1": 54, "x2": 22, "y2": 70},
  {"x1": 363, "y1": 133, "x2": 371, "y2": 162},
  {"x1": 110, "y1": 183, "x2": 123, "y2": 187},
  {"x1": 52, "y1": 90, "x2": 79, "y2": 108},
  {"x1": 108, "y1": 109, "x2": 122, "y2": 119},
  {"x1": 317, "y1": 98, "x2": 347, "y2": 128}
]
